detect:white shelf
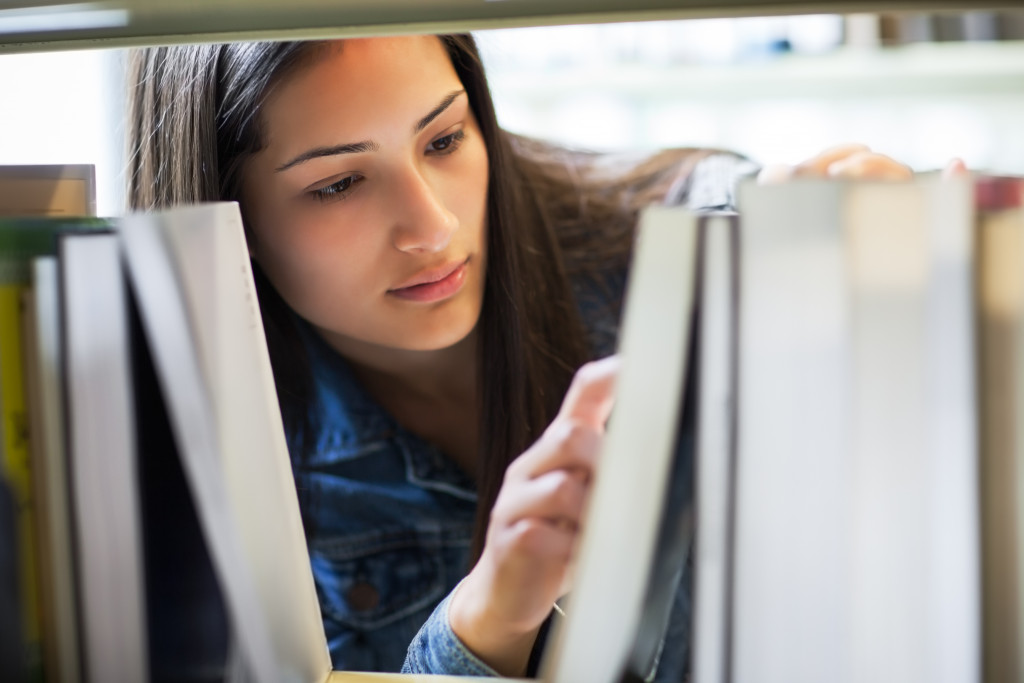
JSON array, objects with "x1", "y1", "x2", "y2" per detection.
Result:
[{"x1": 0, "y1": 0, "x2": 1021, "y2": 53}]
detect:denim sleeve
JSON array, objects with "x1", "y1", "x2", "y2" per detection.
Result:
[
  {"x1": 401, "y1": 587, "x2": 500, "y2": 676},
  {"x1": 669, "y1": 152, "x2": 761, "y2": 212}
]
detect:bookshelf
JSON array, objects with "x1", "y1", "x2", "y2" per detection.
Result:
[
  {"x1": 1, "y1": 2, "x2": 1020, "y2": 683},
  {"x1": 0, "y1": 0, "x2": 1021, "y2": 53}
]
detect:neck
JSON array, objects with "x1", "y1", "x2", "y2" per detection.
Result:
[
  {"x1": 318, "y1": 325, "x2": 479, "y2": 408},
  {"x1": 320, "y1": 327, "x2": 481, "y2": 475}
]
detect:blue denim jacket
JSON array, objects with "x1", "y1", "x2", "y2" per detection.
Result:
[
  {"x1": 289, "y1": 264, "x2": 628, "y2": 672},
  {"x1": 288, "y1": 152, "x2": 756, "y2": 680}
]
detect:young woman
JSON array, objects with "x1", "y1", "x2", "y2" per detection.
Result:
[{"x1": 125, "y1": 33, "x2": 917, "y2": 679}]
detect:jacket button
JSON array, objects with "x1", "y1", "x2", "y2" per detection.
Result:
[{"x1": 347, "y1": 581, "x2": 380, "y2": 612}]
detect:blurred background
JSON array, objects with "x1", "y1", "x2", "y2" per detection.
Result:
[{"x1": 1, "y1": 10, "x2": 1022, "y2": 216}]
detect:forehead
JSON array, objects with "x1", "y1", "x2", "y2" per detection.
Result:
[{"x1": 260, "y1": 36, "x2": 461, "y2": 143}]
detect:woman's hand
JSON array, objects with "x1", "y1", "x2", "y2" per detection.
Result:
[
  {"x1": 449, "y1": 356, "x2": 619, "y2": 676},
  {"x1": 757, "y1": 143, "x2": 913, "y2": 183},
  {"x1": 757, "y1": 143, "x2": 968, "y2": 184}
]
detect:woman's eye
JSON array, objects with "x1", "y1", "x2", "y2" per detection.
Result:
[
  {"x1": 428, "y1": 129, "x2": 465, "y2": 155},
  {"x1": 311, "y1": 174, "x2": 362, "y2": 202}
]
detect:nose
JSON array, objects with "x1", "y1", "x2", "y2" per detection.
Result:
[{"x1": 390, "y1": 164, "x2": 458, "y2": 255}]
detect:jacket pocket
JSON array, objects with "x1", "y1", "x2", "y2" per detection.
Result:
[{"x1": 310, "y1": 529, "x2": 451, "y2": 631}]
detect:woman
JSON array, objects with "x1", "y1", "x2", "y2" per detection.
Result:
[{"x1": 125, "y1": 33, "x2": 914, "y2": 679}]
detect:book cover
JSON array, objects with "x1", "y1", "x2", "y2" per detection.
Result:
[
  {"x1": 690, "y1": 213, "x2": 740, "y2": 683},
  {"x1": 541, "y1": 204, "x2": 701, "y2": 683},
  {"x1": 734, "y1": 175, "x2": 978, "y2": 683},
  {"x1": 120, "y1": 203, "x2": 318, "y2": 682},
  {"x1": 0, "y1": 165, "x2": 95, "y2": 218},
  {"x1": 975, "y1": 174, "x2": 1024, "y2": 683},
  {"x1": 60, "y1": 232, "x2": 148, "y2": 683}
]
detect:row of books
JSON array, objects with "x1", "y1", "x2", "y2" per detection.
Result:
[
  {"x1": 2, "y1": 165, "x2": 1024, "y2": 683},
  {"x1": 874, "y1": 11, "x2": 1024, "y2": 45},
  {"x1": 0, "y1": 166, "x2": 331, "y2": 683},
  {"x1": 0, "y1": 165, "x2": 98, "y2": 683},
  {"x1": 676, "y1": 172, "x2": 1023, "y2": 683},
  {"x1": 544, "y1": 170, "x2": 1024, "y2": 683}
]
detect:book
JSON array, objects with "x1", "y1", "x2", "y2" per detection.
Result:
[
  {"x1": 540, "y1": 204, "x2": 703, "y2": 683},
  {"x1": 690, "y1": 213, "x2": 740, "y2": 683},
  {"x1": 0, "y1": 161, "x2": 96, "y2": 682},
  {"x1": 731, "y1": 174, "x2": 979, "y2": 683},
  {"x1": 0, "y1": 165, "x2": 95, "y2": 218},
  {"x1": 975, "y1": 174, "x2": 1024, "y2": 683},
  {"x1": 59, "y1": 231, "x2": 148, "y2": 683},
  {"x1": 119, "y1": 203, "x2": 326, "y2": 682}
]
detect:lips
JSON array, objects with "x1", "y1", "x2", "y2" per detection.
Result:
[{"x1": 388, "y1": 258, "x2": 469, "y2": 303}]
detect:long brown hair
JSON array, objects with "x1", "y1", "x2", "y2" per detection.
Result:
[{"x1": 125, "y1": 34, "x2": 711, "y2": 562}]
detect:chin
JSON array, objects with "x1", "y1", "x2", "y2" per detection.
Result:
[{"x1": 397, "y1": 312, "x2": 479, "y2": 353}]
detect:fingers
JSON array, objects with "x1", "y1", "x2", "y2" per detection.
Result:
[
  {"x1": 825, "y1": 150, "x2": 912, "y2": 180},
  {"x1": 758, "y1": 144, "x2": 914, "y2": 184},
  {"x1": 792, "y1": 143, "x2": 871, "y2": 177},
  {"x1": 508, "y1": 356, "x2": 616, "y2": 480},
  {"x1": 757, "y1": 163, "x2": 796, "y2": 184},
  {"x1": 491, "y1": 356, "x2": 619, "y2": 547},
  {"x1": 557, "y1": 355, "x2": 619, "y2": 429},
  {"x1": 452, "y1": 357, "x2": 620, "y2": 660},
  {"x1": 943, "y1": 157, "x2": 969, "y2": 180},
  {"x1": 499, "y1": 467, "x2": 588, "y2": 531},
  {"x1": 517, "y1": 416, "x2": 602, "y2": 479}
]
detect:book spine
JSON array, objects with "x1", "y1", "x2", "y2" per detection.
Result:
[
  {"x1": 0, "y1": 280, "x2": 42, "y2": 679},
  {"x1": 0, "y1": 283, "x2": 42, "y2": 681}
]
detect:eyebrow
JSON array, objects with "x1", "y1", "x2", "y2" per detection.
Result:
[
  {"x1": 275, "y1": 89, "x2": 467, "y2": 173},
  {"x1": 275, "y1": 141, "x2": 380, "y2": 172},
  {"x1": 415, "y1": 89, "x2": 465, "y2": 133}
]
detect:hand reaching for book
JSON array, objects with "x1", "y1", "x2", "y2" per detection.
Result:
[
  {"x1": 449, "y1": 355, "x2": 619, "y2": 677},
  {"x1": 757, "y1": 143, "x2": 967, "y2": 183}
]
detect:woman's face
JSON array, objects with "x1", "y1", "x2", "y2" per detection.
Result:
[{"x1": 242, "y1": 36, "x2": 489, "y2": 357}]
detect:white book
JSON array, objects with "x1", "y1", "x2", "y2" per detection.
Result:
[
  {"x1": 734, "y1": 176, "x2": 979, "y2": 683},
  {"x1": 734, "y1": 179, "x2": 854, "y2": 683},
  {"x1": 120, "y1": 203, "x2": 312, "y2": 682},
  {"x1": 541, "y1": 204, "x2": 701, "y2": 683},
  {"x1": 60, "y1": 232, "x2": 148, "y2": 683},
  {"x1": 691, "y1": 213, "x2": 740, "y2": 683},
  {"x1": 846, "y1": 178, "x2": 978, "y2": 683}
]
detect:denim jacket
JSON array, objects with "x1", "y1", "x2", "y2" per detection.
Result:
[
  {"x1": 289, "y1": 265, "x2": 627, "y2": 675},
  {"x1": 287, "y1": 152, "x2": 758, "y2": 680}
]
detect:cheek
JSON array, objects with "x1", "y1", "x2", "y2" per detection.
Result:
[
  {"x1": 450, "y1": 141, "x2": 490, "y2": 234},
  {"x1": 249, "y1": 209, "x2": 381, "y2": 324}
]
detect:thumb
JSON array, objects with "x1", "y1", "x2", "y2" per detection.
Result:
[{"x1": 558, "y1": 355, "x2": 620, "y2": 431}]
